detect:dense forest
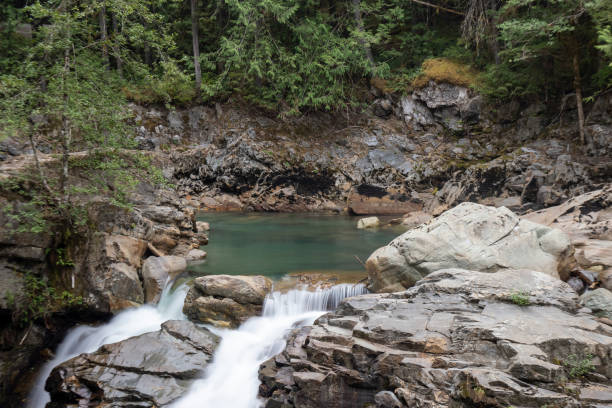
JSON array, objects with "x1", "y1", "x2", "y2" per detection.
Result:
[
  {"x1": 1, "y1": 1, "x2": 610, "y2": 216},
  {"x1": 2, "y1": 0, "x2": 610, "y2": 115}
]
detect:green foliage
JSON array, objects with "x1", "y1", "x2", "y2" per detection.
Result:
[
  {"x1": 47, "y1": 248, "x2": 75, "y2": 267},
  {"x1": 480, "y1": 0, "x2": 607, "y2": 100},
  {"x1": 509, "y1": 291, "x2": 530, "y2": 306},
  {"x1": 563, "y1": 354, "x2": 595, "y2": 378},
  {"x1": 2, "y1": 201, "x2": 48, "y2": 235},
  {"x1": 16, "y1": 272, "x2": 83, "y2": 326}
]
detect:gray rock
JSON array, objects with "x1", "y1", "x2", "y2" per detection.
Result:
[
  {"x1": 167, "y1": 111, "x2": 184, "y2": 130},
  {"x1": 260, "y1": 269, "x2": 612, "y2": 408},
  {"x1": 366, "y1": 202, "x2": 575, "y2": 293},
  {"x1": 142, "y1": 256, "x2": 187, "y2": 304},
  {"x1": 184, "y1": 275, "x2": 272, "y2": 328},
  {"x1": 400, "y1": 95, "x2": 434, "y2": 129},
  {"x1": 581, "y1": 288, "x2": 612, "y2": 320},
  {"x1": 46, "y1": 320, "x2": 219, "y2": 407}
]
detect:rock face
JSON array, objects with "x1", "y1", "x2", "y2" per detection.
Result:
[
  {"x1": 366, "y1": 202, "x2": 575, "y2": 293},
  {"x1": 259, "y1": 269, "x2": 612, "y2": 408},
  {"x1": 183, "y1": 275, "x2": 272, "y2": 328},
  {"x1": 46, "y1": 320, "x2": 219, "y2": 407},
  {"x1": 142, "y1": 255, "x2": 188, "y2": 303}
]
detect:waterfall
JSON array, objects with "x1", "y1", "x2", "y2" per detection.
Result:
[
  {"x1": 27, "y1": 281, "x2": 366, "y2": 408},
  {"x1": 27, "y1": 283, "x2": 189, "y2": 408},
  {"x1": 170, "y1": 283, "x2": 367, "y2": 408},
  {"x1": 264, "y1": 283, "x2": 368, "y2": 316}
]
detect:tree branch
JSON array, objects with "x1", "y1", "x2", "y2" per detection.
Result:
[{"x1": 409, "y1": 0, "x2": 465, "y2": 16}]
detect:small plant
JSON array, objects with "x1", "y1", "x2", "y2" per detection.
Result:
[
  {"x1": 14, "y1": 272, "x2": 83, "y2": 326},
  {"x1": 563, "y1": 354, "x2": 595, "y2": 379},
  {"x1": 509, "y1": 291, "x2": 530, "y2": 306}
]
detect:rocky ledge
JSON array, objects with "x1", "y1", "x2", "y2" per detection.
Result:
[
  {"x1": 46, "y1": 320, "x2": 219, "y2": 407},
  {"x1": 259, "y1": 268, "x2": 612, "y2": 408}
]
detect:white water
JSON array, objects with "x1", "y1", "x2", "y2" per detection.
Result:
[
  {"x1": 27, "y1": 282, "x2": 190, "y2": 408},
  {"x1": 27, "y1": 281, "x2": 366, "y2": 408},
  {"x1": 171, "y1": 283, "x2": 367, "y2": 408}
]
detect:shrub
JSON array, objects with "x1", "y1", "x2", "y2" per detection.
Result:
[
  {"x1": 563, "y1": 354, "x2": 595, "y2": 378},
  {"x1": 509, "y1": 291, "x2": 530, "y2": 306}
]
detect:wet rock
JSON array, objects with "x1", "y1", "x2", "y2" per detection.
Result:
[
  {"x1": 46, "y1": 320, "x2": 219, "y2": 407},
  {"x1": 184, "y1": 275, "x2": 272, "y2": 328},
  {"x1": 142, "y1": 256, "x2": 187, "y2": 304},
  {"x1": 366, "y1": 202, "x2": 575, "y2": 293},
  {"x1": 259, "y1": 269, "x2": 612, "y2": 408},
  {"x1": 357, "y1": 217, "x2": 380, "y2": 229},
  {"x1": 581, "y1": 288, "x2": 612, "y2": 320}
]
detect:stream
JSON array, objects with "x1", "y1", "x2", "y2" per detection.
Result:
[{"x1": 28, "y1": 214, "x2": 397, "y2": 407}]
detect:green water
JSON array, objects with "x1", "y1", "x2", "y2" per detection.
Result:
[{"x1": 189, "y1": 213, "x2": 402, "y2": 281}]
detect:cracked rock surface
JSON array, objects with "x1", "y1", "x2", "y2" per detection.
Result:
[
  {"x1": 259, "y1": 268, "x2": 612, "y2": 408},
  {"x1": 46, "y1": 320, "x2": 219, "y2": 407}
]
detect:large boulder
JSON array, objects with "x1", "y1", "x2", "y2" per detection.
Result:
[
  {"x1": 142, "y1": 256, "x2": 188, "y2": 303},
  {"x1": 46, "y1": 320, "x2": 219, "y2": 407},
  {"x1": 366, "y1": 202, "x2": 575, "y2": 292},
  {"x1": 183, "y1": 275, "x2": 272, "y2": 328},
  {"x1": 260, "y1": 269, "x2": 612, "y2": 408}
]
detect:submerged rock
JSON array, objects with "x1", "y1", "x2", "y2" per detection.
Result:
[
  {"x1": 366, "y1": 202, "x2": 575, "y2": 292},
  {"x1": 46, "y1": 320, "x2": 219, "y2": 407},
  {"x1": 183, "y1": 275, "x2": 272, "y2": 328},
  {"x1": 259, "y1": 269, "x2": 612, "y2": 408}
]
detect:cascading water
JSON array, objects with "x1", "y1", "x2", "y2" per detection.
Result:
[
  {"x1": 27, "y1": 280, "x2": 366, "y2": 408},
  {"x1": 27, "y1": 282, "x2": 190, "y2": 408},
  {"x1": 170, "y1": 283, "x2": 367, "y2": 408}
]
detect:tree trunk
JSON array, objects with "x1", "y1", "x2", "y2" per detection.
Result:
[
  {"x1": 28, "y1": 133, "x2": 54, "y2": 200},
  {"x1": 572, "y1": 48, "x2": 590, "y2": 148},
  {"x1": 352, "y1": 0, "x2": 375, "y2": 70},
  {"x1": 112, "y1": 12, "x2": 122, "y2": 76},
  {"x1": 99, "y1": 3, "x2": 109, "y2": 69},
  {"x1": 489, "y1": 0, "x2": 500, "y2": 64},
  {"x1": 144, "y1": 18, "x2": 152, "y2": 67},
  {"x1": 59, "y1": 47, "x2": 72, "y2": 207},
  {"x1": 191, "y1": 0, "x2": 202, "y2": 97}
]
